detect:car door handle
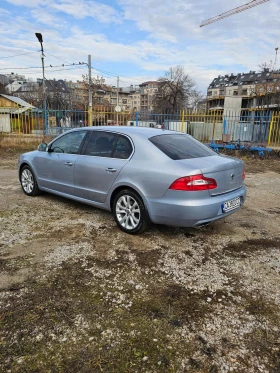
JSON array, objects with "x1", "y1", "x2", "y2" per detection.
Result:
[
  {"x1": 65, "y1": 162, "x2": 73, "y2": 166},
  {"x1": 105, "y1": 167, "x2": 117, "y2": 172}
]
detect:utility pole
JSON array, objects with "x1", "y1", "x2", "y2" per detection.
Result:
[
  {"x1": 35, "y1": 33, "x2": 47, "y2": 134},
  {"x1": 116, "y1": 76, "x2": 119, "y2": 125},
  {"x1": 88, "y1": 55, "x2": 93, "y2": 127}
]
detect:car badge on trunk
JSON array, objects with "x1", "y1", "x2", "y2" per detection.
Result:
[{"x1": 231, "y1": 173, "x2": 235, "y2": 180}]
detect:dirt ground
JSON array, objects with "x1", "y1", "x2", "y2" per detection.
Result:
[{"x1": 0, "y1": 149, "x2": 280, "y2": 373}]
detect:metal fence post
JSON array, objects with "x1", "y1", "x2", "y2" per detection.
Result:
[
  {"x1": 136, "y1": 112, "x2": 139, "y2": 127},
  {"x1": 268, "y1": 113, "x2": 275, "y2": 147},
  {"x1": 181, "y1": 110, "x2": 185, "y2": 132}
]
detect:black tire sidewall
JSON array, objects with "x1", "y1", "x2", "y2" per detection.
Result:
[{"x1": 113, "y1": 190, "x2": 148, "y2": 234}]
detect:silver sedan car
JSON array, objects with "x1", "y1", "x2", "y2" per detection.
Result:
[{"x1": 18, "y1": 126, "x2": 246, "y2": 234}]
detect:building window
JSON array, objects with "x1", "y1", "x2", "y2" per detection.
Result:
[
  {"x1": 228, "y1": 90, "x2": 231, "y2": 95},
  {"x1": 208, "y1": 91, "x2": 212, "y2": 96}
]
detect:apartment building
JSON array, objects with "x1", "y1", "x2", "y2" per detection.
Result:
[
  {"x1": 139, "y1": 81, "x2": 159, "y2": 111},
  {"x1": 0, "y1": 74, "x2": 9, "y2": 87},
  {"x1": 207, "y1": 69, "x2": 280, "y2": 114},
  {"x1": 1, "y1": 71, "x2": 161, "y2": 112}
]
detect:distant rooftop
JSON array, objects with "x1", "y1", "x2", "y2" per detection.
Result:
[
  {"x1": 208, "y1": 70, "x2": 280, "y2": 89},
  {"x1": 0, "y1": 94, "x2": 35, "y2": 108}
]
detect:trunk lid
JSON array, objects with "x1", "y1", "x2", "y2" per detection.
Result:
[{"x1": 177, "y1": 155, "x2": 244, "y2": 196}]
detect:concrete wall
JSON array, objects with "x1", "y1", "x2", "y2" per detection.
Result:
[{"x1": 224, "y1": 96, "x2": 242, "y2": 116}]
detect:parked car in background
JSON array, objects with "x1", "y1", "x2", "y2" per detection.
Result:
[{"x1": 18, "y1": 126, "x2": 246, "y2": 234}]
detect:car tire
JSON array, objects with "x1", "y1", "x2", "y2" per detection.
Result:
[
  {"x1": 20, "y1": 165, "x2": 41, "y2": 197},
  {"x1": 113, "y1": 189, "x2": 149, "y2": 234}
]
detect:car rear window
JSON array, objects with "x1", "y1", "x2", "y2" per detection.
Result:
[{"x1": 149, "y1": 134, "x2": 216, "y2": 160}]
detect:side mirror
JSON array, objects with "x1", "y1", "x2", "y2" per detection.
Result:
[{"x1": 38, "y1": 143, "x2": 48, "y2": 152}]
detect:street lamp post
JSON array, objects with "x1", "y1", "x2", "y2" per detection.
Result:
[
  {"x1": 35, "y1": 33, "x2": 47, "y2": 134},
  {"x1": 88, "y1": 55, "x2": 93, "y2": 127}
]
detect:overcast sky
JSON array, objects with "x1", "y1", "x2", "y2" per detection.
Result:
[{"x1": 1, "y1": 0, "x2": 280, "y2": 93}]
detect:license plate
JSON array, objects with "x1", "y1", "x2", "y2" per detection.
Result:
[{"x1": 222, "y1": 197, "x2": 241, "y2": 213}]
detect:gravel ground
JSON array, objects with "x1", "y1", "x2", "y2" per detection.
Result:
[{"x1": 0, "y1": 151, "x2": 279, "y2": 373}]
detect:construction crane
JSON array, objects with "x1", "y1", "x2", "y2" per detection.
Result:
[{"x1": 200, "y1": 0, "x2": 270, "y2": 27}]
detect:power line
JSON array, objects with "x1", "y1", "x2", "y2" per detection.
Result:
[
  {"x1": 0, "y1": 49, "x2": 144, "y2": 84},
  {"x1": 1, "y1": 67, "x2": 88, "y2": 75},
  {"x1": 92, "y1": 66, "x2": 143, "y2": 82},
  {"x1": 0, "y1": 51, "x2": 39, "y2": 60},
  {"x1": 31, "y1": 50, "x2": 143, "y2": 83},
  {"x1": 0, "y1": 67, "x2": 42, "y2": 70},
  {"x1": 0, "y1": 49, "x2": 148, "y2": 85},
  {"x1": 0, "y1": 63, "x2": 87, "y2": 72},
  {"x1": 44, "y1": 51, "x2": 88, "y2": 71}
]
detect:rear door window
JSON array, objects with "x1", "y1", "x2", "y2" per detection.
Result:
[
  {"x1": 112, "y1": 135, "x2": 133, "y2": 159},
  {"x1": 149, "y1": 134, "x2": 216, "y2": 160},
  {"x1": 84, "y1": 131, "x2": 118, "y2": 157}
]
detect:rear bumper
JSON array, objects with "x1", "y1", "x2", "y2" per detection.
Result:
[{"x1": 145, "y1": 186, "x2": 247, "y2": 227}]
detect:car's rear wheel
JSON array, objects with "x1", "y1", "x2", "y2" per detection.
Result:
[
  {"x1": 20, "y1": 165, "x2": 41, "y2": 196},
  {"x1": 113, "y1": 189, "x2": 149, "y2": 234}
]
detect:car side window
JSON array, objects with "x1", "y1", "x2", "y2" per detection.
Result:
[
  {"x1": 112, "y1": 135, "x2": 133, "y2": 159},
  {"x1": 84, "y1": 131, "x2": 118, "y2": 157},
  {"x1": 50, "y1": 131, "x2": 87, "y2": 154}
]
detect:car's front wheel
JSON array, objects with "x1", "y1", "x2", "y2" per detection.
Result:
[
  {"x1": 20, "y1": 165, "x2": 41, "y2": 196},
  {"x1": 113, "y1": 189, "x2": 149, "y2": 234}
]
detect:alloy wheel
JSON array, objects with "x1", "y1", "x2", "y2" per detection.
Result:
[
  {"x1": 115, "y1": 195, "x2": 141, "y2": 230},
  {"x1": 21, "y1": 168, "x2": 34, "y2": 194}
]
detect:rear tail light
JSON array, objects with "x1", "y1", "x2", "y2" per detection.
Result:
[
  {"x1": 169, "y1": 174, "x2": 217, "y2": 191},
  {"x1": 242, "y1": 168, "x2": 246, "y2": 180}
]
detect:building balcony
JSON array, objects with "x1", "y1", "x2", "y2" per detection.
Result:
[
  {"x1": 208, "y1": 106, "x2": 224, "y2": 111},
  {"x1": 206, "y1": 95, "x2": 225, "y2": 101}
]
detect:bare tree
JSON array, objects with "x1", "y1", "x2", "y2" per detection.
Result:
[
  {"x1": 16, "y1": 83, "x2": 43, "y2": 107},
  {"x1": 82, "y1": 74, "x2": 110, "y2": 108},
  {"x1": 250, "y1": 72, "x2": 280, "y2": 110},
  {"x1": 189, "y1": 90, "x2": 206, "y2": 111},
  {"x1": 258, "y1": 61, "x2": 273, "y2": 72},
  {"x1": 153, "y1": 66, "x2": 198, "y2": 113}
]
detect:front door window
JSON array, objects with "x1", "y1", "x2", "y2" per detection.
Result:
[{"x1": 50, "y1": 131, "x2": 87, "y2": 154}]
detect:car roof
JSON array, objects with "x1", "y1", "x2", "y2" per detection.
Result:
[{"x1": 70, "y1": 126, "x2": 184, "y2": 139}]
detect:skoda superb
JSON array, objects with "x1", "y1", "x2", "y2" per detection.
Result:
[{"x1": 18, "y1": 126, "x2": 246, "y2": 234}]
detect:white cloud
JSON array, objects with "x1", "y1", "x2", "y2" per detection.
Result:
[
  {"x1": 2, "y1": 0, "x2": 280, "y2": 93},
  {"x1": 51, "y1": 0, "x2": 121, "y2": 23},
  {"x1": 31, "y1": 7, "x2": 65, "y2": 27},
  {"x1": 5, "y1": 0, "x2": 43, "y2": 6},
  {"x1": 6, "y1": 0, "x2": 122, "y2": 23}
]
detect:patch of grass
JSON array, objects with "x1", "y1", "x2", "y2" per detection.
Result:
[
  {"x1": 0, "y1": 256, "x2": 31, "y2": 274},
  {"x1": 133, "y1": 248, "x2": 162, "y2": 268},
  {"x1": 2, "y1": 250, "x2": 279, "y2": 372},
  {"x1": 131, "y1": 284, "x2": 213, "y2": 327},
  {"x1": 218, "y1": 149, "x2": 280, "y2": 173},
  {"x1": 245, "y1": 328, "x2": 280, "y2": 373},
  {"x1": 223, "y1": 237, "x2": 280, "y2": 257},
  {"x1": 0, "y1": 135, "x2": 54, "y2": 163},
  {"x1": 0, "y1": 259, "x2": 202, "y2": 372},
  {"x1": 241, "y1": 293, "x2": 280, "y2": 323}
]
